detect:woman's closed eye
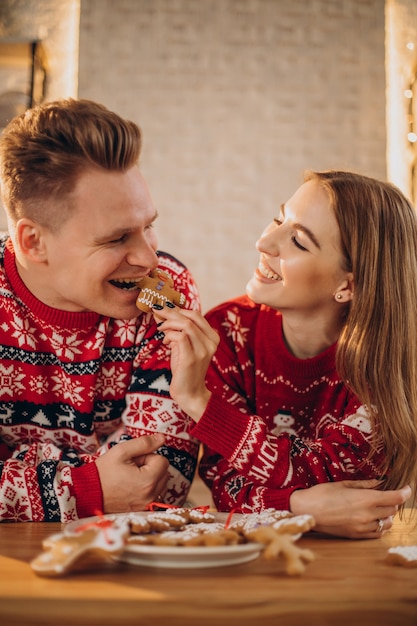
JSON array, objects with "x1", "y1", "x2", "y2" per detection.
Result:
[
  {"x1": 291, "y1": 236, "x2": 308, "y2": 251},
  {"x1": 274, "y1": 218, "x2": 308, "y2": 251}
]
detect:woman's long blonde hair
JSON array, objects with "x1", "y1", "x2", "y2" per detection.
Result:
[{"x1": 307, "y1": 170, "x2": 417, "y2": 507}]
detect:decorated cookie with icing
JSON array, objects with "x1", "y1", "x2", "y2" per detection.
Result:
[
  {"x1": 31, "y1": 517, "x2": 130, "y2": 577},
  {"x1": 150, "y1": 522, "x2": 241, "y2": 547},
  {"x1": 387, "y1": 545, "x2": 417, "y2": 568},
  {"x1": 243, "y1": 525, "x2": 315, "y2": 575},
  {"x1": 136, "y1": 268, "x2": 186, "y2": 312}
]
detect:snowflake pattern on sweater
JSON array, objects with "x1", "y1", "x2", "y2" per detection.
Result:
[
  {"x1": 191, "y1": 295, "x2": 386, "y2": 513},
  {"x1": 0, "y1": 236, "x2": 200, "y2": 522}
]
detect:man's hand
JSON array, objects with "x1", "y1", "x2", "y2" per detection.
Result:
[
  {"x1": 95, "y1": 433, "x2": 169, "y2": 513},
  {"x1": 290, "y1": 479, "x2": 412, "y2": 539}
]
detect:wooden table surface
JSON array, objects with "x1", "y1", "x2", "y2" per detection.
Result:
[{"x1": 0, "y1": 512, "x2": 416, "y2": 626}]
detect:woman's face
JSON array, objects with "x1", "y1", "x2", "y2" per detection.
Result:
[{"x1": 246, "y1": 179, "x2": 351, "y2": 316}]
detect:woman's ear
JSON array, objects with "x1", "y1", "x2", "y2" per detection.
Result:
[
  {"x1": 334, "y1": 273, "x2": 354, "y2": 303},
  {"x1": 15, "y1": 218, "x2": 48, "y2": 263}
]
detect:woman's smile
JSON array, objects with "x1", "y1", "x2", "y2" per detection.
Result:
[{"x1": 257, "y1": 261, "x2": 281, "y2": 281}]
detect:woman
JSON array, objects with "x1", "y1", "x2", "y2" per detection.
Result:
[{"x1": 154, "y1": 170, "x2": 417, "y2": 538}]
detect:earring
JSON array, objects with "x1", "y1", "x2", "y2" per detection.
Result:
[{"x1": 336, "y1": 293, "x2": 343, "y2": 300}]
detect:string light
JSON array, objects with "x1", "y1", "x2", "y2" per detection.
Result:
[
  {"x1": 405, "y1": 42, "x2": 417, "y2": 204},
  {"x1": 405, "y1": 42, "x2": 416, "y2": 147}
]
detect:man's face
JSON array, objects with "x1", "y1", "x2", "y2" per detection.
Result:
[{"x1": 35, "y1": 166, "x2": 159, "y2": 319}]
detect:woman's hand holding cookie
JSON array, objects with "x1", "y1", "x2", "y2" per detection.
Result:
[{"x1": 152, "y1": 306, "x2": 219, "y2": 421}]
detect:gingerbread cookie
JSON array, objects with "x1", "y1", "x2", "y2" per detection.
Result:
[
  {"x1": 129, "y1": 510, "x2": 190, "y2": 534},
  {"x1": 150, "y1": 523, "x2": 242, "y2": 547},
  {"x1": 31, "y1": 517, "x2": 130, "y2": 577},
  {"x1": 243, "y1": 526, "x2": 315, "y2": 575},
  {"x1": 271, "y1": 514, "x2": 315, "y2": 535},
  {"x1": 227, "y1": 509, "x2": 294, "y2": 533},
  {"x1": 226, "y1": 511, "x2": 315, "y2": 575},
  {"x1": 128, "y1": 513, "x2": 151, "y2": 534},
  {"x1": 386, "y1": 545, "x2": 417, "y2": 568},
  {"x1": 136, "y1": 268, "x2": 186, "y2": 312},
  {"x1": 188, "y1": 509, "x2": 216, "y2": 524}
]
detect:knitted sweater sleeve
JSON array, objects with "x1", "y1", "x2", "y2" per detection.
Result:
[
  {"x1": 193, "y1": 393, "x2": 305, "y2": 512},
  {"x1": 0, "y1": 442, "x2": 103, "y2": 522},
  {"x1": 192, "y1": 299, "x2": 386, "y2": 513}
]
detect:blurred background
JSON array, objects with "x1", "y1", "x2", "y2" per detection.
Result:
[{"x1": 0, "y1": 0, "x2": 416, "y2": 312}]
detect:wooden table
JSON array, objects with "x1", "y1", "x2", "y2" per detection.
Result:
[{"x1": 0, "y1": 513, "x2": 416, "y2": 626}]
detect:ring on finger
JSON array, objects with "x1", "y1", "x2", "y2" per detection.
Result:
[{"x1": 376, "y1": 518, "x2": 384, "y2": 533}]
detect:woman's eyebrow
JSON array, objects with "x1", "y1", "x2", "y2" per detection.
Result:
[{"x1": 281, "y1": 203, "x2": 321, "y2": 249}]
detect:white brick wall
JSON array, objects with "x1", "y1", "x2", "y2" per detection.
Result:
[
  {"x1": 0, "y1": 0, "x2": 80, "y2": 100},
  {"x1": 1, "y1": 0, "x2": 415, "y2": 311},
  {"x1": 0, "y1": 0, "x2": 80, "y2": 231},
  {"x1": 78, "y1": 0, "x2": 388, "y2": 310}
]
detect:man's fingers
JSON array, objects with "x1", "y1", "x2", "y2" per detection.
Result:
[
  {"x1": 117, "y1": 433, "x2": 166, "y2": 461},
  {"x1": 154, "y1": 473, "x2": 169, "y2": 497},
  {"x1": 137, "y1": 448, "x2": 170, "y2": 473}
]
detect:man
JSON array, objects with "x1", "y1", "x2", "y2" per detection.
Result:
[{"x1": 0, "y1": 98, "x2": 200, "y2": 522}]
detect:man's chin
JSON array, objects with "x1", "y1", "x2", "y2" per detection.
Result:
[{"x1": 98, "y1": 305, "x2": 141, "y2": 320}]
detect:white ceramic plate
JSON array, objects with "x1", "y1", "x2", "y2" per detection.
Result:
[
  {"x1": 65, "y1": 511, "x2": 263, "y2": 569},
  {"x1": 117, "y1": 542, "x2": 263, "y2": 569}
]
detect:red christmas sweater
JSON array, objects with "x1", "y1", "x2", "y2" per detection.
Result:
[
  {"x1": 0, "y1": 237, "x2": 200, "y2": 522},
  {"x1": 191, "y1": 295, "x2": 386, "y2": 513}
]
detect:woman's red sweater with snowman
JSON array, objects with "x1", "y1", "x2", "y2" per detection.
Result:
[{"x1": 191, "y1": 295, "x2": 386, "y2": 513}]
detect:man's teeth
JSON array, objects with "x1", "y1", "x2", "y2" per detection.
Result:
[
  {"x1": 110, "y1": 279, "x2": 139, "y2": 291},
  {"x1": 259, "y1": 262, "x2": 281, "y2": 280}
]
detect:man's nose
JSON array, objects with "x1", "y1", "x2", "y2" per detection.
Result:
[{"x1": 126, "y1": 239, "x2": 159, "y2": 268}]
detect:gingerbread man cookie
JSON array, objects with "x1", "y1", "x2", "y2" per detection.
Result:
[
  {"x1": 244, "y1": 525, "x2": 315, "y2": 575},
  {"x1": 31, "y1": 517, "x2": 130, "y2": 577},
  {"x1": 136, "y1": 269, "x2": 186, "y2": 312}
]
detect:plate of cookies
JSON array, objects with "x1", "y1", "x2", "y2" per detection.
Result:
[
  {"x1": 31, "y1": 507, "x2": 316, "y2": 576},
  {"x1": 64, "y1": 509, "x2": 264, "y2": 569}
]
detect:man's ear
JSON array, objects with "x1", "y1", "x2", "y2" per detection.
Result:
[
  {"x1": 334, "y1": 273, "x2": 354, "y2": 303},
  {"x1": 15, "y1": 218, "x2": 48, "y2": 263}
]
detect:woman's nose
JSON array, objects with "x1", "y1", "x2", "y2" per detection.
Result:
[{"x1": 256, "y1": 227, "x2": 280, "y2": 256}]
